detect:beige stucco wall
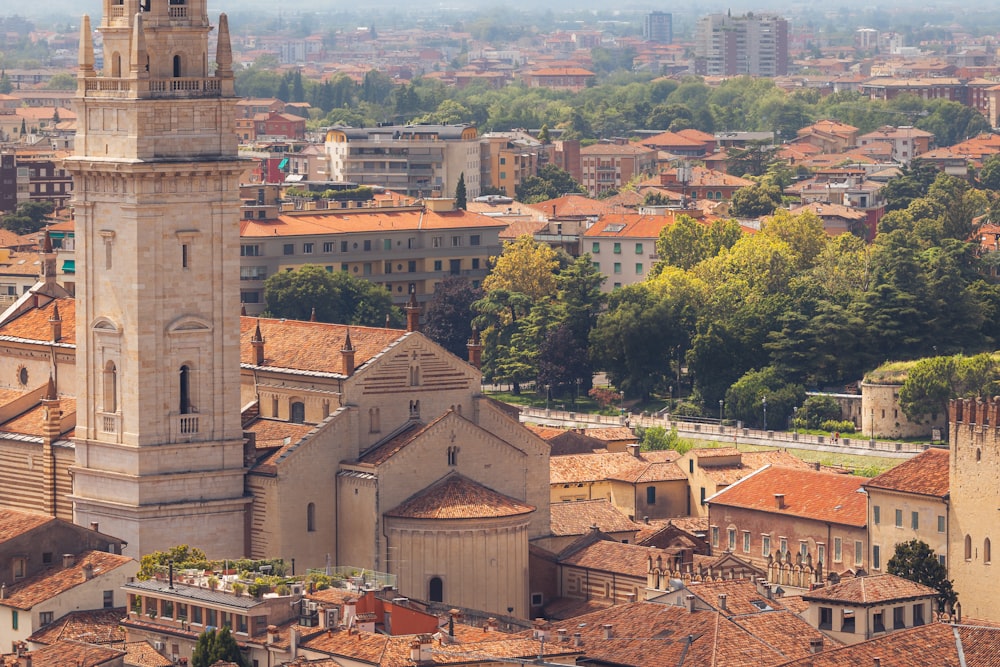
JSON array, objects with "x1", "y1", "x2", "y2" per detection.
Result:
[
  {"x1": 800, "y1": 597, "x2": 935, "y2": 644},
  {"x1": 861, "y1": 383, "x2": 945, "y2": 439},
  {"x1": 865, "y1": 488, "x2": 947, "y2": 574}
]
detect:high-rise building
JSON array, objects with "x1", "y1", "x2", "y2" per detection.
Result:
[
  {"x1": 64, "y1": 0, "x2": 249, "y2": 558},
  {"x1": 694, "y1": 13, "x2": 789, "y2": 77},
  {"x1": 643, "y1": 11, "x2": 673, "y2": 44}
]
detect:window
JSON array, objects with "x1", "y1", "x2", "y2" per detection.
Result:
[
  {"x1": 283, "y1": 243, "x2": 294, "y2": 255},
  {"x1": 42, "y1": 552, "x2": 52, "y2": 565},
  {"x1": 834, "y1": 537, "x2": 842, "y2": 562},
  {"x1": 470, "y1": 235, "x2": 481, "y2": 246},
  {"x1": 613, "y1": 242, "x2": 622, "y2": 254},
  {"x1": 895, "y1": 509, "x2": 903, "y2": 527},
  {"x1": 986, "y1": 538, "x2": 992, "y2": 564},
  {"x1": 341, "y1": 241, "x2": 348, "y2": 252},
  {"x1": 429, "y1": 577, "x2": 443, "y2": 603},
  {"x1": 177, "y1": 604, "x2": 188, "y2": 622},
  {"x1": 384, "y1": 261, "x2": 392, "y2": 274},
  {"x1": 592, "y1": 262, "x2": 600, "y2": 270},
  {"x1": 938, "y1": 516, "x2": 946, "y2": 533},
  {"x1": 819, "y1": 607, "x2": 832, "y2": 630},
  {"x1": 408, "y1": 260, "x2": 416, "y2": 273},
  {"x1": 613, "y1": 262, "x2": 621, "y2": 274},
  {"x1": 434, "y1": 260, "x2": 442, "y2": 271},
  {"x1": 646, "y1": 486, "x2": 656, "y2": 505},
  {"x1": 179, "y1": 365, "x2": 193, "y2": 414},
  {"x1": 636, "y1": 263, "x2": 644, "y2": 275},
  {"x1": 181, "y1": 243, "x2": 190, "y2": 269},
  {"x1": 841, "y1": 610, "x2": 855, "y2": 633},
  {"x1": 635, "y1": 243, "x2": 643, "y2": 254},
  {"x1": 363, "y1": 240, "x2": 372, "y2": 251},
  {"x1": 728, "y1": 528, "x2": 735, "y2": 551},
  {"x1": 742, "y1": 531, "x2": 750, "y2": 553},
  {"x1": 307, "y1": 503, "x2": 316, "y2": 532},
  {"x1": 700, "y1": 487, "x2": 706, "y2": 505},
  {"x1": 303, "y1": 243, "x2": 314, "y2": 254},
  {"x1": 711, "y1": 526, "x2": 719, "y2": 547},
  {"x1": 323, "y1": 242, "x2": 334, "y2": 253},
  {"x1": 818, "y1": 544, "x2": 826, "y2": 566},
  {"x1": 531, "y1": 593, "x2": 543, "y2": 606},
  {"x1": 965, "y1": 534, "x2": 972, "y2": 560},
  {"x1": 913, "y1": 603, "x2": 925, "y2": 626},
  {"x1": 855, "y1": 540, "x2": 863, "y2": 566},
  {"x1": 873, "y1": 545, "x2": 881, "y2": 570},
  {"x1": 104, "y1": 590, "x2": 114, "y2": 608},
  {"x1": 447, "y1": 446, "x2": 458, "y2": 466},
  {"x1": 800, "y1": 541, "x2": 809, "y2": 559},
  {"x1": 240, "y1": 266, "x2": 267, "y2": 281},
  {"x1": 762, "y1": 535, "x2": 770, "y2": 557},
  {"x1": 893, "y1": 606, "x2": 905, "y2": 630},
  {"x1": 290, "y1": 401, "x2": 305, "y2": 424},
  {"x1": 592, "y1": 242, "x2": 600, "y2": 254},
  {"x1": 939, "y1": 554, "x2": 947, "y2": 567},
  {"x1": 780, "y1": 538, "x2": 788, "y2": 555},
  {"x1": 472, "y1": 258, "x2": 480, "y2": 270},
  {"x1": 237, "y1": 615, "x2": 248, "y2": 634},
  {"x1": 241, "y1": 244, "x2": 261, "y2": 257},
  {"x1": 39, "y1": 611, "x2": 53, "y2": 626},
  {"x1": 432, "y1": 237, "x2": 443, "y2": 248},
  {"x1": 11, "y1": 610, "x2": 17, "y2": 630},
  {"x1": 912, "y1": 511, "x2": 919, "y2": 530},
  {"x1": 207, "y1": 609, "x2": 217, "y2": 628},
  {"x1": 873, "y1": 611, "x2": 885, "y2": 633},
  {"x1": 384, "y1": 239, "x2": 392, "y2": 251},
  {"x1": 452, "y1": 236, "x2": 463, "y2": 247},
  {"x1": 873, "y1": 505, "x2": 880, "y2": 525},
  {"x1": 104, "y1": 361, "x2": 118, "y2": 413}
]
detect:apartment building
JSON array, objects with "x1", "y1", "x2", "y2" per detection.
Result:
[
  {"x1": 643, "y1": 11, "x2": 673, "y2": 44},
  {"x1": 238, "y1": 199, "x2": 504, "y2": 313},
  {"x1": 695, "y1": 13, "x2": 789, "y2": 77},
  {"x1": 323, "y1": 124, "x2": 481, "y2": 199},
  {"x1": 579, "y1": 142, "x2": 657, "y2": 198}
]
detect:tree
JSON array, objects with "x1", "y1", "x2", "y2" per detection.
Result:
[
  {"x1": 760, "y1": 209, "x2": 828, "y2": 271},
  {"x1": 726, "y1": 140, "x2": 779, "y2": 178},
  {"x1": 482, "y1": 236, "x2": 559, "y2": 300},
  {"x1": 887, "y1": 539, "x2": 957, "y2": 611},
  {"x1": 0, "y1": 200, "x2": 54, "y2": 235},
  {"x1": 263, "y1": 265, "x2": 402, "y2": 327},
  {"x1": 898, "y1": 354, "x2": 1000, "y2": 431},
  {"x1": 730, "y1": 182, "x2": 782, "y2": 218},
  {"x1": 638, "y1": 425, "x2": 691, "y2": 454},
  {"x1": 515, "y1": 164, "x2": 584, "y2": 203},
  {"x1": 724, "y1": 366, "x2": 805, "y2": 430},
  {"x1": 881, "y1": 160, "x2": 939, "y2": 212},
  {"x1": 192, "y1": 627, "x2": 249, "y2": 667},
  {"x1": 423, "y1": 276, "x2": 482, "y2": 358},
  {"x1": 138, "y1": 545, "x2": 208, "y2": 581},
  {"x1": 455, "y1": 173, "x2": 467, "y2": 210}
]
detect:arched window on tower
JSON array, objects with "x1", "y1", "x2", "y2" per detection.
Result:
[
  {"x1": 307, "y1": 503, "x2": 316, "y2": 532},
  {"x1": 173, "y1": 55, "x2": 182, "y2": 78},
  {"x1": 179, "y1": 365, "x2": 192, "y2": 414},
  {"x1": 965, "y1": 534, "x2": 973, "y2": 560},
  {"x1": 428, "y1": 577, "x2": 443, "y2": 603},
  {"x1": 111, "y1": 53, "x2": 121, "y2": 78},
  {"x1": 290, "y1": 401, "x2": 305, "y2": 424},
  {"x1": 986, "y1": 538, "x2": 992, "y2": 564},
  {"x1": 103, "y1": 361, "x2": 117, "y2": 413}
]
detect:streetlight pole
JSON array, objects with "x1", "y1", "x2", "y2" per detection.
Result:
[
  {"x1": 870, "y1": 408, "x2": 875, "y2": 441},
  {"x1": 762, "y1": 396, "x2": 767, "y2": 431},
  {"x1": 719, "y1": 399, "x2": 724, "y2": 423}
]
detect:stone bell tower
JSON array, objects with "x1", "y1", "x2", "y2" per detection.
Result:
[{"x1": 64, "y1": 0, "x2": 248, "y2": 558}]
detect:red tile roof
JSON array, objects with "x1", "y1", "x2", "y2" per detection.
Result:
[
  {"x1": 550, "y1": 500, "x2": 641, "y2": 536},
  {"x1": 239, "y1": 208, "x2": 505, "y2": 238},
  {"x1": 709, "y1": 465, "x2": 869, "y2": 527},
  {"x1": 0, "y1": 508, "x2": 52, "y2": 541},
  {"x1": 240, "y1": 316, "x2": 405, "y2": 375},
  {"x1": 385, "y1": 473, "x2": 535, "y2": 520},
  {"x1": 27, "y1": 608, "x2": 126, "y2": 646},
  {"x1": 18, "y1": 641, "x2": 124, "y2": 667},
  {"x1": 560, "y1": 539, "x2": 682, "y2": 578},
  {"x1": 0, "y1": 297, "x2": 75, "y2": 345},
  {"x1": 801, "y1": 573, "x2": 938, "y2": 605},
  {"x1": 1, "y1": 551, "x2": 134, "y2": 610},
  {"x1": 550, "y1": 450, "x2": 682, "y2": 485},
  {"x1": 864, "y1": 447, "x2": 949, "y2": 498}
]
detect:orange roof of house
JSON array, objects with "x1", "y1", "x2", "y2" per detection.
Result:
[
  {"x1": 528, "y1": 67, "x2": 595, "y2": 76},
  {"x1": 0, "y1": 398, "x2": 75, "y2": 438},
  {"x1": 550, "y1": 450, "x2": 682, "y2": 485},
  {"x1": 0, "y1": 297, "x2": 75, "y2": 345},
  {"x1": 864, "y1": 447, "x2": 949, "y2": 498},
  {"x1": 17, "y1": 641, "x2": 124, "y2": 667},
  {"x1": 801, "y1": 573, "x2": 937, "y2": 605},
  {"x1": 28, "y1": 608, "x2": 127, "y2": 646},
  {"x1": 550, "y1": 500, "x2": 640, "y2": 536},
  {"x1": 709, "y1": 465, "x2": 869, "y2": 527},
  {"x1": 239, "y1": 208, "x2": 504, "y2": 238},
  {"x1": 639, "y1": 131, "x2": 707, "y2": 149},
  {"x1": 385, "y1": 473, "x2": 535, "y2": 520},
  {"x1": 526, "y1": 195, "x2": 614, "y2": 218},
  {"x1": 239, "y1": 316, "x2": 405, "y2": 376},
  {"x1": 584, "y1": 212, "x2": 692, "y2": 240},
  {"x1": 560, "y1": 539, "x2": 683, "y2": 578},
  {"x1": 2, "y1": 551, "x2": 135, "y2": 610},
  {"x1": 580, "y1": 142, "x2": 656, "y2": 156},
  {"x1": 0, "y1": 508, "x2": 53, "y2": 541}
]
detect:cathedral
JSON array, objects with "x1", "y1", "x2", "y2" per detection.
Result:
[{"x1": 0, "y1": 0, "x2": 549, "y2": 618}]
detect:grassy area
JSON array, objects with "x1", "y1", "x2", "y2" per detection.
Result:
[{"x1": 683, "y1": 438, "x2": 900, "y2": 477}]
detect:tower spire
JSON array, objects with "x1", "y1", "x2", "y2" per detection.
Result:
[
  {"x1": 130, "y1": 13, "x2": 147, "y2": 78},
  {"x1": 77, "y1": 15, "x2": 95, "y2": 83}
]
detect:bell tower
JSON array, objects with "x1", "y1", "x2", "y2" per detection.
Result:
[{"x1": 65, "y1": 0, "x2": 248, "y2": 557}]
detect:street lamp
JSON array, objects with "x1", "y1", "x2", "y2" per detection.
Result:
[
  {"x1": 762, "y1": 396, "x2": 767, "y2": 431},
  {"x1": 668, "y1": 385, "x2": 673, "y2": 412},
  {"x1": 792, "y1": 406, "x2": 799, "y2": 431},
  {"x1": 545, "y1": 384, "x2": 551, "y2": 412},
  {"x1": 870, "y1": 407, "x2": 875, "y2": 441},
  {"x1": 719, "y1": 399, "x2": 724, "y2": 423}
]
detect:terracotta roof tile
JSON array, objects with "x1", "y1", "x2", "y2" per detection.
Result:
[
  {"x1": 386, "y1": 473, "x2": 535, "y2": 520},
  {"x1": 240, "y1": 316, "x2": 405, "y2": 375},
  {"x1": 19, "y1": 640, "x2": 124, "y2": 667},
  {"x1": 801, "y1": 573, "x2": 938, "y2": 605},
  {"x1": 580, "y1": 143, "x2": 656, "y2": 156},
  {"x1": 550, "y1": 450, "x2": 682, "y2": 485},
  {"x1": 550, "y1": 500, "x2": 641, "y2": 536},
  {"x1": 240, "y1": 208, "x2": 505, "y2": 238},
  {"x1": 246, "y1": 418, "x2": 318, "y2": 474},
  {"x1": 698, "y1": 450, "x2": 813, "y2": 485},
  {"x1": 357, "y1": 420, "x2": 429, "y2": 466},
  {"x1": 559, "y1": 540, "x2": 678, "y2": 578},
  {"x1": 0, "y1": 508, "x2": 52, "y2": 540},
  {"x1": 864, "y1": 447, "x2": 949, "y2": 498},
  {"x1": 0, "y1": 398, "x2": 76, "y2": 438},
  {"x1": 582, "y1": 426, "x2": 636, "y2": 443},
  {"x1": 27, "y1": 608, "x2": 126, "y2": 646},
  {"x1": 709, "y1": 466, "x2": 869, "y2": 527},
  {"x1": 0, "y1": 297, "x2": 75, "y2": 345},
  {"x1": 774, "y1": 622, "x2": 983, "y2": 666},
  {"x1": 525, "y1": 195, "x2": 615, "y2": 218},
  {"x1": 123, "y1": 641, "x2": 173, "y2": 667},
  {"x1": 1, "y1": 551, "x2": 135, "y2": 610}
]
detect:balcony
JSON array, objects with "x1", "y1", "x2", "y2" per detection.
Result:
[
  {"x1": 99, "y1": 411, "x2": 122, "y2": 443},
  {"x1": 171, "y1": 413, "x2": 200, "y2": 441},
  {"x1": 82, "y1": 76, "x2": 223, "y2": 100}
]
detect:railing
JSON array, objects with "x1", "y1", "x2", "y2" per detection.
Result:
[
  {"x1": 83, "y1": 76, "x2": 223, "y2": 99},
  {"x1": 179, "y1": 415, "x2": 199, "y2": 435},
  {"x1": 98, "y1": 411, "x2": 122, "y2": 444},
  {"x1": 168, "y1": 6, "x2": 188, "y2": 18}
]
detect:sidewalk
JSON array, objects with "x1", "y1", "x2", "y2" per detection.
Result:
[{"x1": 516, "y1": 406, "x2": 931, "y2": 459}]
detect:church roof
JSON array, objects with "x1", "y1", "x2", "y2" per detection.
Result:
[
  {"x1": 357, "y1": 420, "x2": 426, "y2": 465},
  {"x1": 240, "y1": 316, "x2": 406, "y2": 376},
  {"x1": 0, "y1": 296, "x2": 75, "y2": 345},
  {"x1": 245, "y1": 417, "x2": 318, "y2": 475},
  {"x1": 0, "y1": 398, "x2": 76, "y2": 438},
  {"x1": 385, "y1": 473, "x2": 535, "y2": 520}
]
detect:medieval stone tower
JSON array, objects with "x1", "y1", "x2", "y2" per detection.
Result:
[{"x1": 64, "y1": 0, "x2": 248, "y2": 558}]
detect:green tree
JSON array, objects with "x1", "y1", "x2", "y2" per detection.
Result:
[
  {"x1": 887, "y1": 539, "x2": 957, "y2": 611},
  {"x1": 45, "y1": 72, "x2": 76, "y2": 90},
  {"x1": 138, "y1": 545, "x2": 208, "y2": 581},
  {"x1": 724, "y1": 366, "x2": 805, "y2": 430},
  {"x1": 423, "y1": 276, "x2": 482, "y2": 358},
  {"x1": 482, "y1": 235, "x2": 559, "y2": 300},
  {"x1": 455, "y1": 173, "x2": 467, "y2": 210},
  {"x1": 0, "y1": 71, "x2": 11, "y2": 95},
  {"x1": 730, "y1": 182, "x2": 782, "y2": 218},
  {"x1": 192, "y1": 627, "x2": 249, "y2": 667},
  {"x1": 0, "y1": 200, "x2": 54, "y2": 235},
  {"x1": 760, "y1": 209, "x2": 828, "y2": 271},
  {"x1": 881, "y1": 160, "x2": 939, "y2": 212},
  {"x1": 726, "y1": 140, "x2": 779, "y2": 178},
  {"x1": 898, "y1": 354, "x2": 1000, "y2": 431},
  {"x1": 917, "y1": 100, "x2": 991, "y2": 148},
  {"x1": 979, "y1": 153, "x2": 1000, "y2": 191},
  {"x1": 515, "y1": 164, "x2": 584, "y2": 203},
  {"x1": 263, "y1": 265, "x2": 402, "y2": 327},
  {"x1": 638, "y1": 426, "x2": 690, "y2": 453}
]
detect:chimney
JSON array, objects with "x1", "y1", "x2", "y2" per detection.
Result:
[
  {"x1": 627, "y1": 443, "x2": 641, "y2": 458},
  {"x1": 467, "y1": 326, "x2": 483, "y2": 369},
  {"x1": 873, "y1": 658, "x2": 881, "y2": 667},
  {"x1": 602, "y1": 624, "x2": 613, "y2": 640},
  {"x1": 341, "y1": 329, "x2": 356, "y2": 376},
  {"x1": 82, "y1": 563, "x2": 94, "y2": 581},
  {"x1": 405, "y1": 292, "x2": 421, "y2": 333},
  {"x1": 62, "y1": 553, "x2": 75, "y2": 568},
  {"x1": 485, "y1": 617, "x2": 498, "y2": 632},
  {"x1": 763, "y1": 584, "x2": 773, "y2": 600},
  {"x1": 49, "y1": 303, "x2": 62, "y2": 342},
  {"x1": 718, "y1": 594, "x2": 727, "y2": 612},
  {"x1": 1, "y1": 583, "x2": 6, "y2": 599},
  {"x1": 251, "y1": 320, "x2": 265, "y2": 365},
  {"x1": 626, "y1": 592, "x2": 636, "y2": 603},
  {"x1": 573, "y1": 632, "x2": 582, "y2": 647},
  {"x1": 290, "y1": 626, "x2": 299, "y2": 660},
  {"x1": 17, "y1": 655, "x2": 30, "y2": 667},
  {"x1": 686, "y1": 594, "x2": 696, "y2": 613},
  {"x1": 809, "y1": 637, "x2": 824, "y2": 654},
  {"x1": 267, "y1": 625, "x2": 279, "y2": 645},
  {"x1": 310, "y1": 307, "x2": 317, "y2": 322},
  {"x1": 557, "y1": 629, "x2": 568, "y2": 642},
  {"x1": 774, "y1": 494, "x2": 785, "y2": 510}
]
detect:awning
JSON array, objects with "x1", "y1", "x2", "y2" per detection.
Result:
[{"x1": 61, "y1": 260, "x2": 75, "y2": 273}]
